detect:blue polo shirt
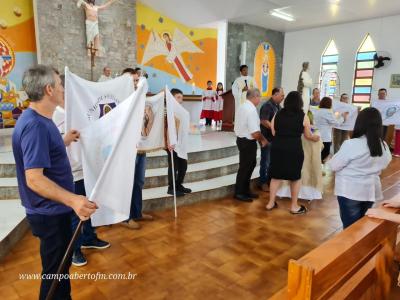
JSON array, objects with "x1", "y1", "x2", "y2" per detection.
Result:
[{"x1": 12, "y1": 108, "x2": 74, "y2": 215}]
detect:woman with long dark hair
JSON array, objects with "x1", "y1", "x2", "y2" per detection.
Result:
[
  {"x1": 266, "y1": 91, "x2": 320, "y2": 214},
  {"x1": 328, "y1": 107, "x2": 392, "y2": 229}
]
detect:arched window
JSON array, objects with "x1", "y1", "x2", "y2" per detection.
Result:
[
  {"x1": 352, "y1": 34, "x2": 376, "y2": 104},
  {"x1": 320, "y1": 39, "x2": 339, "y2": 98}
]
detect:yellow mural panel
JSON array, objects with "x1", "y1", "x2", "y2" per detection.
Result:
[
  {"x1": 136, "y1": 2, "x2": 217, "y2": 92},
  {"x1": 0, "y1": 0, "x2": 37, "y2": 128},
  {"x1": 136, "y1": 2, "x2": 217, "y2": 41},
  {"x1": 0, "y1": 0, "x2": 34, "y2": 28}
]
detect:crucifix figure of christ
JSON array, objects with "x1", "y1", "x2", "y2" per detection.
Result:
[{"x1": 77, "y1": 0, "x2": 117, "y2": 57}]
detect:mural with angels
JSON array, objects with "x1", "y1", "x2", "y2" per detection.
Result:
[
  {"x1": 0, "y1": 0, "x2": 37, "y2": 128},
  {"x1": 136, "y1": 2, "x2": 217, "y2": 94}
]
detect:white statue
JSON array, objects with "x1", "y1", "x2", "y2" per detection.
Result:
[
  {"x1": 77, "y1": 0, "x2": 117, "y2": 56},
  {"x1": 297, "y1": 62, "x2": 313, "y2": 113}
]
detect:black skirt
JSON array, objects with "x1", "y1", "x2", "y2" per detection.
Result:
[{"x1": 269, "y1": 136, "x2": 304, "y2": 181}]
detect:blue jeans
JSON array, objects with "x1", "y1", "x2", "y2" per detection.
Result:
[
  {"x1": 259, "y1": 143, "x2": 271, "y2": 185},
  {"x1": 71, "y1": 179, "x2": 97, "y2": 251},
  {"x1": 337, "y1": 196, "x2": 373, "y2": 229},
  {"x1": 129, "y1": 153, "x2": 146, "y2": 220}
]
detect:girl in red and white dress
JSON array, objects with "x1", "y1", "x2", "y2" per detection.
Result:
[
  {"x1": 200, "y1": 80, "x2": 216, "y2": 126},
  {"x1": 213, "y1": 82, "x2": 224, "y2": 131}
]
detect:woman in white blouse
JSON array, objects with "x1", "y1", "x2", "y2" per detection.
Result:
[
  {"x1": 313, "y1": 97, "x2": 347, "y2": 163},
  {"x1": 328, "y1": 107, "x2": 392, "y2": 229}
]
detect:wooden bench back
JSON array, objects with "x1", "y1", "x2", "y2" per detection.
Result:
[{"x1": 271, "y1": 216, "x2": 398, "y2": 300}]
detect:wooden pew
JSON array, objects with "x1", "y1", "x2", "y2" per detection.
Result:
[
  {"x1": 221, "y1": 90, "x2": 234, "y2": 131},
  {"x1": 270, "y1": 214, "x2": 399, "y2": 300}
]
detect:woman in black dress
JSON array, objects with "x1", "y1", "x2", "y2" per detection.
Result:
[{"x1": 266, "y1": 91, "x2": 320, "y2": 214}]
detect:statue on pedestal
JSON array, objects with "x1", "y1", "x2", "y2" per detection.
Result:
[{"x1": 297, "y1": 62, "x2": 313, "y2": 112}]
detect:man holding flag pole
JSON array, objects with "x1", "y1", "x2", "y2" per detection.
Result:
[
  {"x1": 12, "y1": 65, "x2": 97, "y2": 300},
  {"x1": 165, "y1": 87, "x2": 191, "y2": 217},
  {"x1": 121, "y1": 68, "x2": 154, "y2": 230},
  {"x1": 37, "y1": 66, "x2": 145, "y2": 299}
]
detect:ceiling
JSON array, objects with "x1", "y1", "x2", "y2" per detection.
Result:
[{"x1": 141, "y1": 0, "x2": 400, "y2": 32}]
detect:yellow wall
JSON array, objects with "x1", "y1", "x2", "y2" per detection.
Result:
[{"x1": 136, "y1": 2, "x2": 217, "y2": 91}]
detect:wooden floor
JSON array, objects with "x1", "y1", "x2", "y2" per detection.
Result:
[{"x1": 2, "y1": 159, "x2": 400, "y2": 299}]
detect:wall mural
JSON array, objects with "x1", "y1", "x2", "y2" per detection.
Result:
[
  {"x1": 136, "y1": 2, "x2": 217, "y2": 94},
  {"x1": 253, "y1": 42, "x2": 276, "y2": 98},
  {"x1": 0, "y1": 0, "x2": 37, "y2": 128}
]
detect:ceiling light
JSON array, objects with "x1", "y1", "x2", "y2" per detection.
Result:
[{"x1": 269, "y1": 9, "x2": 295, "y2": 22}]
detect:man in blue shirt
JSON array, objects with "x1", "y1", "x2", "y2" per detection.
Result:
[
  {"x1": 259, "y1": 87, "x2": 284, "y2": 191},
  {"x1": 12, "y1": 65, "x2": 97, "y2": 300}
]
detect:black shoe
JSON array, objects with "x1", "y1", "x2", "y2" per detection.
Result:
[
  {"x1": 81, "y1": 238, "x2": 111, "y2": 249},
  {"x1": 290, "y1": 205, "x2": 308, "y2": 215},
  {"x1": 247, "y1": 193, "x2": 259, "y2": 199},
  {"x1": 234, "y1": 194, "x2": 253, "y2": 202},
  {"x1": 72, "y1": 249, "x2": 87, "y2": 267},
  {"x1": 167, "y1": 188, "x2": 185, "y2": 197},
  {"x1": 178, "y1": 185, "x2": 192, "y2": 194}
]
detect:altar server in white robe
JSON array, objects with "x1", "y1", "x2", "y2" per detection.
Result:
[
  {"x1": 232, "y1": 65, "x2": 257, "y2": 121},
  {"x1": 200, "y1": 80, "x2": 216, "y2": 126}
]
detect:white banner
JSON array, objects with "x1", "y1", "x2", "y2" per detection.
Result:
[
  {"x1": 310, "y1": 103, "x2": 358, "y2": 131},
  {"x1": 332, "y1": 101, "x2": 358, "y2": 130},
  {"x1": 371, "y1": 99, "x2": 400, "y2": 126},
  {"x1": 166, "y1": 87, "x2": 190, "y2": 159},
  {"x1": 137, "y1": 92, "x2": 165, "y2": 152},
  {"x1": 80, "y1": 83, "x2": 147, "y2": 227},
  {"x1": 64, "y1": 68, "x2": 134, "y2": 173}
]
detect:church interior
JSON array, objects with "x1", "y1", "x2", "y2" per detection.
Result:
[{"x1": 1, "y1": 0, "x2": 400, "y2": 299}]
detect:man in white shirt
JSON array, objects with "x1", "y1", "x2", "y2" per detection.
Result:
[
  {"x1": 234, "y1": 88, "x2": 268, "y2": 202},
  {"x1": 232, "y1": 65, "x2": 257, "y2": 121},
  {"x1": 378, "y1": 88, "x2": 389, "y2": 139},
  {"x1": 97, "y1": 66, "x2": 112, "y2": 82}
]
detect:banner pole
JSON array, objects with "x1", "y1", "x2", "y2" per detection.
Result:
[
  {"x1": 169, "y1": 150, "x2": 178, "y2": 218},
  {"x1": 164, "y1": 88, "x2": 178, "y2": 218},
  {"x1": 45, "y1": 220, "x2": 84, "y2": 300}
]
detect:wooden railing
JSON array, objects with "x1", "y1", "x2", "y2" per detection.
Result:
[{"x1": 270, "y1": 213, "x2": 399, "y2": 300}]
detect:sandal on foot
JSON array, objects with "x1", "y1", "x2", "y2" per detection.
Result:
[
  {"x1": 290, "y1": 205, "x2": 307, "y2": 215},
  {"x1": 265, "y1": 202, "x2": 278, "y2": 211}
]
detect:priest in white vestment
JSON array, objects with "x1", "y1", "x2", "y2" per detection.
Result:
[{"x1": 232, "y1": 65, "x2": 257, "y2": 121}]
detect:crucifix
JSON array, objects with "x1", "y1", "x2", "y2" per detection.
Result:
[
  {"x1": 77, "y1": 0, "x2": 118, "y2": 57},
  {"x1": 87, "y1": 42, "x2": 98, "y2": 81}
]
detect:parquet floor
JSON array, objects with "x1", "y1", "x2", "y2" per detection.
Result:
[{"x1": 1, "y1": 159, "x2": 400, "y2": 299}]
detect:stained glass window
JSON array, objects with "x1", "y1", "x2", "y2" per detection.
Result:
[
  {"x1": 352, "y1": 34, "x2": 376, "y2": 104},
  {"x1": 320, "y1": 39, "x2": 339, "y2": 98}
]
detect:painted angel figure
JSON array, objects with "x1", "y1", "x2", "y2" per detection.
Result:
[
  {"x1": 77, "y1": 0, "x2": 117, "y2": 56},
  {"x1": 141, "y1": 29, "x2": 203, "y2": 82}
]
